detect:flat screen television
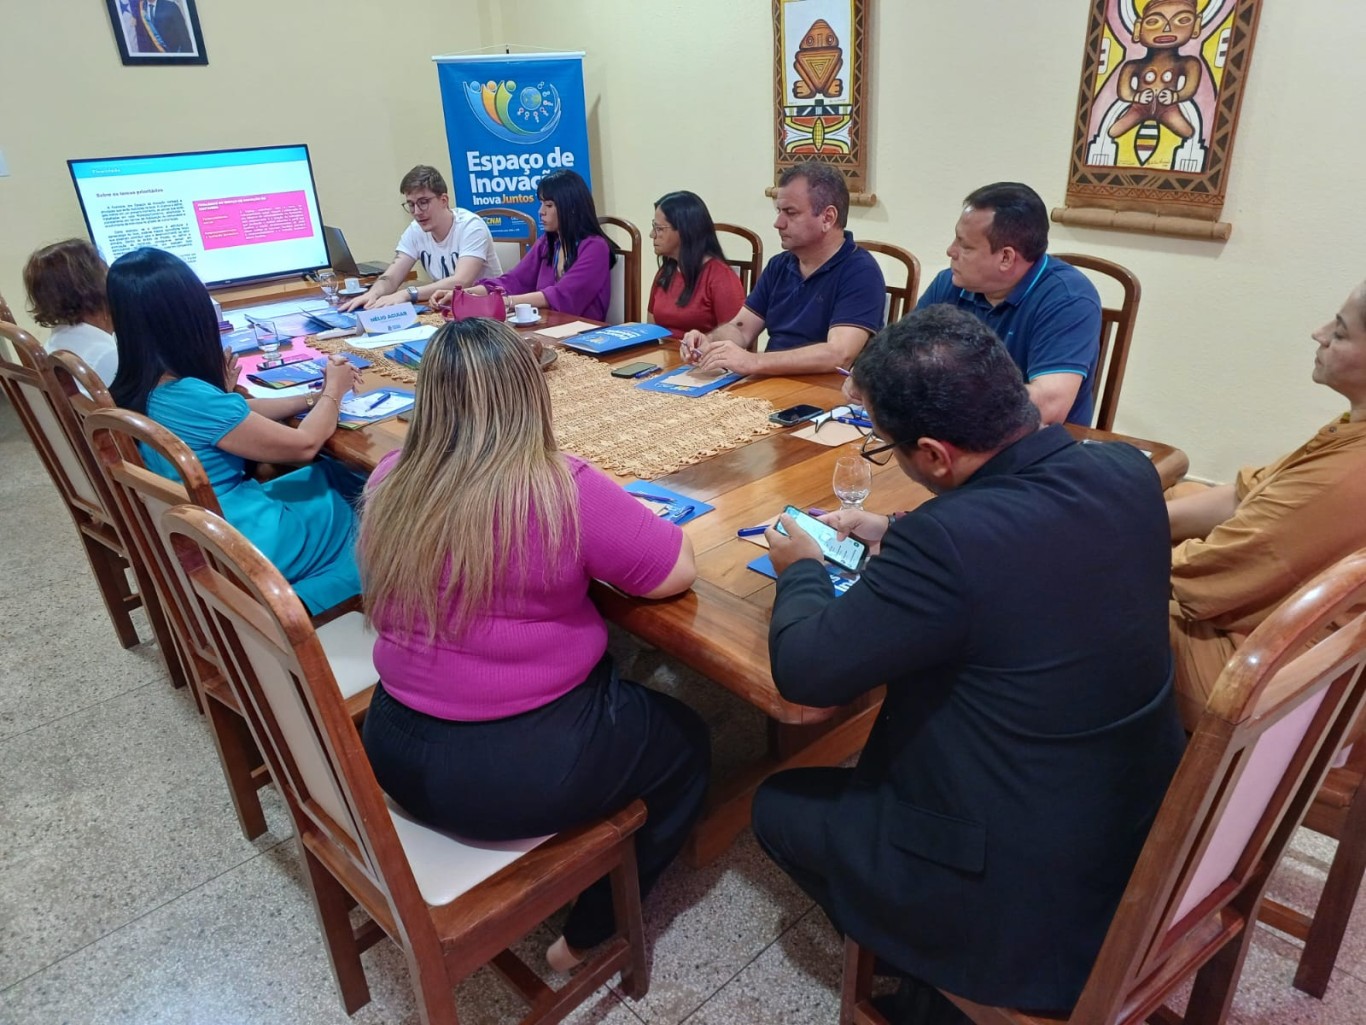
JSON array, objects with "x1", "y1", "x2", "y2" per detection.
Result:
[{"x1": 67, "y1": 144, "x2": 330, "y2": 289}]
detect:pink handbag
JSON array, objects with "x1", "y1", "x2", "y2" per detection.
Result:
[{"x1": 442, "y1": 285, "x2": 507, "y2": 322}]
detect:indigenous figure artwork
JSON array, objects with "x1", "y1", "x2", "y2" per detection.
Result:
[
  {"x1": 104, "y1": 0, "x2": 208, "y2": 65},
  {"x1": 771, "y1": 0, "x2": 874, "y2": 205},
  {"x1": 1055, "y1": 0, "x2": 1263, "y2": 241}
]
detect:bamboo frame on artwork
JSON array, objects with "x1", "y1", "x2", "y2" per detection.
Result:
[
  {"x1": 768, "y1": 0, "x2": 875, "y2": 206},
  {"x1": 1054, "y1": 0, "x2": 1264, "y2": 242}
]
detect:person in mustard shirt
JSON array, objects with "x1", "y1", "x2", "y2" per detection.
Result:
[{"x1": 1167, "y1": 279, "x2": 1366, "y2": 729}]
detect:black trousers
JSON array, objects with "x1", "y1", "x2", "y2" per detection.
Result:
[
  {"x1": 752, "y1": 767, "x2": 970, "y2": 1025},
  {"x1": 362, "y1": 655, "x2": 710, "y2": 948}
]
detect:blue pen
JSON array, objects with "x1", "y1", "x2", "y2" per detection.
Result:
[
  {"x1": 836, "y1": 366, "x2": 851, "y2": 376},
  {"x1": 737, "y1": 525, "x2": 769, "y2": 537},
  {"x1": 361, "y1": 391, "x2": 389, "y2": 413},
  {"x1": 632, "y1": 490, "x2": 683, "y2": 506}
]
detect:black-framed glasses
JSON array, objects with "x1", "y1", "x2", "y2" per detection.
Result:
[
  {"x1": 401, "y1": 196, "x2": 439, "y2": 214},
  {"x1": 859, "y1": 431, "x2": 905, "y2": 466},
  {"x1": 813, "y1": 404, "x2": 872, "y2": 439}
]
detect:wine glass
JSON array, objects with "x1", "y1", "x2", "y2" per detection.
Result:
[
  {"x1": 833, "y1": 455, "x2": 872, "y2": 510},
  {"x1": 317, "y1": 268, "x2": 340, "y2": 307}
]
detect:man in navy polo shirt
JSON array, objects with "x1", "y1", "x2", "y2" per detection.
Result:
[
  {"x1": 680, "y1": 161, "x2": 885, "y2": 376},
  {"x1": 917, "y1": 183, "x2": 1101, "y2": 425}
]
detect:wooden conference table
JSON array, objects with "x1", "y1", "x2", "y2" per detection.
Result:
[{"x1": 321, "y1": 310, "x2": 1190, "y2": 865}]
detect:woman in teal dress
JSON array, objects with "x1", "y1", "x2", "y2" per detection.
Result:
[{"x1": 107, "y1": 248, "x2": 363, "y2": 614}]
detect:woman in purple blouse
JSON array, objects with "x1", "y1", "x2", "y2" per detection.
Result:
[{"x1": 434, "y1": 169, "x2": 615, "y2": 321}]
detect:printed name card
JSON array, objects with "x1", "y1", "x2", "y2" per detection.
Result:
[{"x1": 357, "y1": 303, "x2": 418, "y2": 334}]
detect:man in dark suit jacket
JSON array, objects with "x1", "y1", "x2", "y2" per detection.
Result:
[
  {"x1": 753, "y1": 306, "x2": 1185, "y2": 1020},
  {"x1": 135, "y1": 0, "x2": 193, "y2": 54}
]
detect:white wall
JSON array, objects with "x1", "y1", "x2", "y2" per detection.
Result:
[
  {"x1": 492, "y1": 0, "x2": 1366, "y2": 480},
  {"x1": 0, "y1": 0, "x2": 491, "y2": 333},
  {"x1": 6, "y1": 1, "x2": 1362, "y2": 480}
]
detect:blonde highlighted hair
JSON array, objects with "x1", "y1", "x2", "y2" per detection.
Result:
[{"x1": 359, "y1": 318, "x2": 577, "y2": 638}]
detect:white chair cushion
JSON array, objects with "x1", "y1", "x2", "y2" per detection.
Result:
[
  {"x1": 387, "y1": 797, "x2": 553, "y2": 906},
  {"x1": 315, "y1": 612, "x2": 379, "y2": 699}
]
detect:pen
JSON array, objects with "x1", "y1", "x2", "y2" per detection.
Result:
[
  {"x1": 361, "y1": 391, "x2": 389, "y2": 413},
  {"x1": 836, "y1": 366, "x2": 851, "y2": 376},
  {"x1": 737, "y1": 525, "x2": 769, "y2": 537}
]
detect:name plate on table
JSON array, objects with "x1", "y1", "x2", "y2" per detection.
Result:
[{"x1": 357, "y1": 303, "x2": 418, "y2": 334}]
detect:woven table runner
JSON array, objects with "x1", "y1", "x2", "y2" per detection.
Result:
[{"x1": 313, "y1": 330, "x2": 775, "y2": 480}]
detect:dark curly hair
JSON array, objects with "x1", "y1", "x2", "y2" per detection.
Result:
[{"x1": 23, "y1": 239, "x2": 109, "y2": 328}]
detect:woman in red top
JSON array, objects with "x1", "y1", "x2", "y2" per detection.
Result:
[{"x1": 647, "y1": 191, "x2": 746, "y2": 337}]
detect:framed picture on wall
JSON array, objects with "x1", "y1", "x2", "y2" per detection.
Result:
[{"x1": 105, "y1": 0, "x2": 208, "y2": 66}]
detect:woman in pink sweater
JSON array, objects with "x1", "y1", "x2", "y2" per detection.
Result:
[{"x1": 358, "y1": 317, "x2": 708, "y2": 969}]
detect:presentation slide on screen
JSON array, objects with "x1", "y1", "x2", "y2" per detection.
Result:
[{"x1": 69, "y1": 147, "x2": 329, "y2": 287}]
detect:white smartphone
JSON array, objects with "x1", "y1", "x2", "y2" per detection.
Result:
[{"x1": 775, "y1": 504, "x2": 867, "y2": 572}]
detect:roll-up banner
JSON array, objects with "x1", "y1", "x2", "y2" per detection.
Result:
[{"x1": 433, "y1": 51, "x2": 590, "y2": 239}]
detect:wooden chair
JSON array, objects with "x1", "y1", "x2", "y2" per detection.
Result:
[
  {"x1": 714, "y1": 222, "x2": 764, "y2": 294},
  {"x1": 477, "y1": 206, "x2": 539, "y2": 274},
  {"x1": 1258, "y1": 725, "x2": 1366, "y2": 997},
  {"x1": 82, "y1": 407, "x2": 377, "y2": 841},
  {"x1": 0, "y1": 291, "x2": 16, "y2": 324},
  {"x1": 162, "y1": 503, "x2": 651, "y2": 1023},
  {"x1": 599, "y1": 215, "x2": 643, "y2": 324},
  {"x1": 1051, "y1": 254, "x2": 1141, "y2": 433},
  {"x1": 842, "y1": 545, "x2": 1366, "y2": 1025},
  {"x1": 0, "y1": 325, "x2": 177, "y2": 667},
  {"x1": 856, "y1": 240, "x2": 921, "y2": 325}
]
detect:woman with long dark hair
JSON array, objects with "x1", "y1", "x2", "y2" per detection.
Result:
[
  {"x1": 434, "y1": 169, "x2": 615, "y2": 320},
  {"x1": 107, "y1": 247, "x2": 363, "y2": 614},
  {"x1": 358, "y1": 317, "x2": 708, "y2": 971},
  {"x1": 647, "y1": 191, "x2": 745, "y2": 337}
]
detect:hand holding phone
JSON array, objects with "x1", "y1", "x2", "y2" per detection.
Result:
[{"x1": 774, "y1": 504, "x2": 867, "y2": 572}]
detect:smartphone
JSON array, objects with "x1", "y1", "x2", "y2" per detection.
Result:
[
  {"x1": 775, "y1": 504, "x2": 867, "y2": 572},
  {"x1": 611, "y1": 361, "x2": 660, "y2": 378},
  {"x1": 769, "y1": 403, "x2": 824, "y2": 426}
]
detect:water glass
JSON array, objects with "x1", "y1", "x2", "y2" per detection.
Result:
[
  {"x1": 833, "y1": 455, "x2": 872, "y2": 510},
  {"x1": 252, "y1": 319, "x2": 283, "y2": 355},
  {"x1": 317, "y1": 268, "x2": 340, "y2": 306}
]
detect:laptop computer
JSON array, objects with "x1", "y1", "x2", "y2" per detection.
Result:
[{"x1": 323, "y1": 225, "x2": 389, "y2": 277}]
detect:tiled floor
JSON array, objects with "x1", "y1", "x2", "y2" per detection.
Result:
[{"x1": 2, "y1": 395, "x2": 1365, "y2": 1024}]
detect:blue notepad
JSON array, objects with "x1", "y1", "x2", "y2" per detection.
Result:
[
  {"x1": 246, "y1": 352, "x2": 371, "y2": 388},
  {"x1": 746, "y1": 553, "x2": 859, "y2": 596},
  {"x1": 636, "y1": 365, "x2": 744, "y2": 398},
  {"x1": 624, "y1": 480, "x2": 714, "y2": 526},
  {"x1": 559, "y1": 322, "x2": 672, "y2": 354}
]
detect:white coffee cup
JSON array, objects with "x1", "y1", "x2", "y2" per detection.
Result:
[
  {"x1": 513, "y1": 303, "x2": 536, "y2": 322},
  {"x1": 344, "y1": 277, "x2": 361, "y2": 292}
]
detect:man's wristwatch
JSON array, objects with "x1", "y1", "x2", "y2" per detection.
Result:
[{"x1": 407, "y1": 285, "x2": 420, "y2": 303}]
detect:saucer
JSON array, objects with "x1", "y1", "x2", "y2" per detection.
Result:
[{"x1": 512, "y1": 312, "x2": 542, "y2": 326}]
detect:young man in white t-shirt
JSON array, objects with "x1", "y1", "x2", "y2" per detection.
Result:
[{"x1": 342, "y1": 165, "x2": 502, "y2": 311}]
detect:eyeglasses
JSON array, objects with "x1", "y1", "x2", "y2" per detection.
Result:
[
  {"x1": 812, "y1": 404, "x2": 873, "y2": 439},
  {"x1": 859, "y1": 431, "x2": 906, "y2": 466},
  {"x1": 649, "y1": 222, "x2": 673, "y2": 237},
  {"x1": 401, "y1": 196, "x2": 440, "y2": 214}
]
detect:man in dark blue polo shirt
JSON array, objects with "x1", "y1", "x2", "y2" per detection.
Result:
[
  {"x1": 917, "y1": 183, "x2": 1101, "y2": 425},
  {"x1": 681, "y1": 161, "x2": 885, "y2": 376}
]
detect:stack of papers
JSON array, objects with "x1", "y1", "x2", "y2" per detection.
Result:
[
  {"x1": 336, "y1": 388, "x2": 415, "y2": 428},
  {"x1": 246, "y1": 352, "x2": 371, "y2": 389}
]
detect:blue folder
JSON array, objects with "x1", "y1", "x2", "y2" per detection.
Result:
[
  {"x1": 746, "y1": 553, "x2": 859, "y2": 596},
  {"x1": 624, "y1": 480, "x2": 714, "y2": 526}
]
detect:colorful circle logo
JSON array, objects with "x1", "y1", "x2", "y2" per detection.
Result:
[{"x1": 464, "y1": 79, "x2": 563, "y2": 144}]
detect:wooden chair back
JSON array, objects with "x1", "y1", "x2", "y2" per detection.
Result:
[
  {"x1": 714, "y1": 222, "x2": 764, "y2": 294},
  {"x1": 162, "y1": 503, "x2": 651, "y2": 1021},
  {"x1": 599, "y1": 215, "x2": 643, "y2": 324},
  {"x1": 477, "y1": 206, "x2": 539, "y2": 273},
  {"x1": 844, "y1": 546, "x2": 1366, "y2": 1025},
  {"x1": 1051, "y1": 253, "x2": 1141, "y2": 432},
  {"x1": 0, "y1": 325, "x2": 148, "y2": 653},
  {"x1": 0, "y1": 292, "x2": 15, "y2": 325},
  {"x1": 856, "y1": 240, "x2": 921, "y2": 324}
]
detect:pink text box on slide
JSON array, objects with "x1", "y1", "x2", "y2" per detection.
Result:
[{"x1": 194, "y1": 191, "x2": 315, "y2": 250}]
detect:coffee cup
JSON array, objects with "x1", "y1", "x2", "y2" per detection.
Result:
[
  {"x1": 513, "y1": 303, "x2": 536, "y2": 323},
  {"x1": 344, "y1": 277, "x2": 361, "y2": 292}
]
